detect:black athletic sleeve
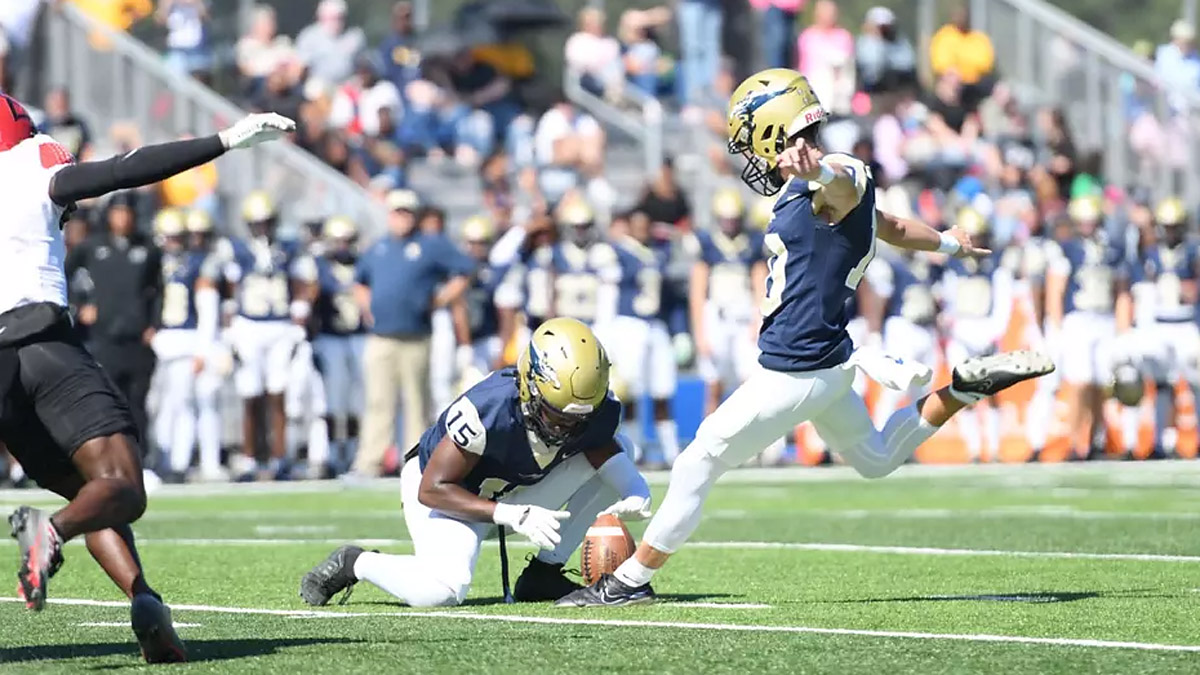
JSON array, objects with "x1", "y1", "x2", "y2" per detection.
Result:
[{"x1": 48, "y1": 135, "x2": 227, "y2": 206}]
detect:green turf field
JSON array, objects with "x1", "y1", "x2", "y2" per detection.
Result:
[{"x1": 3, "y1": 462, "x2": 1200, "y2": 673}]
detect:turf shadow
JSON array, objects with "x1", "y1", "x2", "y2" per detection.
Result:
[
  {"x1": 822, "y1": 589, "x2": 1174, "y2": 605},
  {"x1": 0, "y1": 637, "x2": 362, "y2": 666}
]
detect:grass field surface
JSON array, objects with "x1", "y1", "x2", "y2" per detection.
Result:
[{"x1": 2, "y1": 462, "x2": 1199, "y2": 673}]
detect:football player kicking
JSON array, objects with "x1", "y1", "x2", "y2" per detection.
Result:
[
  {"x1": 0, "y1": 91, "x2": 292, "y2": 661},
  {"x1": 299, "y1": 318, "x2": 651, "y2": 607},
  {"x1": 557, "y1": 69, "x2": 1054, "y2": 607}
]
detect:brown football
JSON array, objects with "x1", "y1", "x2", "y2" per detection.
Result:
[{"x1": 581, "y1": 513, "x2": 636, "y2": 585}]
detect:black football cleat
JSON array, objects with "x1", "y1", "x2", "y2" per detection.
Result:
[
  {"x1": 131, "y1": 593, "x2": 188, "y2": 663},
  {"x1": 9, "y1": 506, "x2": 64, "y2": 611},
  {"x1": 300, "y1": 545, "x2": 363, "y2": 606},
  {"x1": 951, "y1": 350, "x2": 1054, "y2": 403},
  {"x1": 554, "y1": 574, "x2": 656, "y2": 608},
  {"x1": 513, "y1": 556, "x2": 583, "y2": 602}
]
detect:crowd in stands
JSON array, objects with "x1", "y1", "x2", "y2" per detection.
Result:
[{"x1": 0, "y1": 2, "x2": 1198, "y2": 486}]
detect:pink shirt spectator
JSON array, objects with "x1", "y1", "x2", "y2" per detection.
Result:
[
  {"x1": 797, "y1": 26, "x2": 853, "y2": 79},
  {"x1": 749, "y1": 0, "x2": 805, "y2": 11},
  {"x1": 565, "y1": 32, "x2": 622, "y2": 83},
  {"x1": 873, "y1": 113, "x2": 908, "y2": 184}
]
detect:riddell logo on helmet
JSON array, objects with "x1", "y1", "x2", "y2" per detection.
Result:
[{"x1": 804, "y1": 109, "x2": 827, "y2": 125}]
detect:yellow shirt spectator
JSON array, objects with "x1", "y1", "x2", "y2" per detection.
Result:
[
  {"x1": 929, "y1": 22, "x2": 994, "y2": 85},
  {"x1": 68, "y1": 0, "x2": 153, "y2": 49},
  {"x1": 161, "y1": 161, "x2": 218, "y2": 208}
]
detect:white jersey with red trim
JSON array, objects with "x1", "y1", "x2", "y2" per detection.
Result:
[{"x1": 0, "y1": 133, "x2": 74, "y2": 315}]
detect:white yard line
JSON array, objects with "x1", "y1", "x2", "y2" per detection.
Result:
[
  {"x1": 3, "y1": 597, "x2": 1197, "y2": 653},
  {"x1": 707, "y1": 506, "x2": 1200, "y2": 521},
  {"x1": 29, "y1": 537, "x2": 1200, "y2": 563},
  {"x1": 4, "y1": 460, "x2": 1200, "y2": 502},
  {"x1": 77, "y1": 621, "x2": 201, "y2": 628}
]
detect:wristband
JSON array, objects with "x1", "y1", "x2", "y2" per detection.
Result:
[
  {"x1": 814, "y1": 162, "x2": 837, "y2": 186},
  {"x1": 936, "y1": 232, "x2": 962, "y2": 255},
  {"x1": 290, "y1": 300, "x2": 312, "y2": 321}
]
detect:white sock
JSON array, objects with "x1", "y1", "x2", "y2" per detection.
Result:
[
  {"x1": 656, "y1": 419, "x2": 680, "y2": 465},
  {"x1": 352, "y1": 551, "x2": 462, "y2": 607},
  {"x1": 948, "y1": 383, "x2": 985, "y2": 405},
  {"x1": 1121, "y1": 406, "x2": 1139, "y2": 454},
  {"x1": 308, "y1": 418, "x2": 330, "y2": 467},
  {"x1": 169, "y1": 406, "x2": 197, "y2": 474},
  {"x1": 196, "y1": 396, "x2": 222, "y2": 474},
  {"x1": 614, "y1": 557, "x2": 657, "y2": 587}
]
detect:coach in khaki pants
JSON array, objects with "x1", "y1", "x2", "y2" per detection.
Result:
[{"x1": 351, "y1": 189, "x2": 473, "y2": 477}]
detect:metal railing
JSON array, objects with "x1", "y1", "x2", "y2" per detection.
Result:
[
  {"x1": 924, "y1": 0, "x2": 1200, "y2": 204},
  {"x1": 564, "y1": 69, "x2": 664, "y2": 176},
  {"x1": 42, "y1": 5, "x2": 384, "y2": 237}
]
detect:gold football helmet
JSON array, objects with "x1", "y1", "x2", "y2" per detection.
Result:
[
  {"x1": 242, "y1": 190, "x2": 276, "y2": 224},
  {"x1": 461, "y1": 214, "x2": 496, "y2": 244},
  {"x1": 322, "y1": 215, "x2": 358, "y2": 241},
  {"x1": 153, "y1": 208, "x2": 186, "y2": 238},
  {"x1": 712, "y1": 187, "x2": 745, "y2": 220},
  {"x1": 517, "y1": 317, "x2": 611, "y2": 445},
  {"x1": 727, "y1": 68, "x2": 828, "y2": 196},
  {"x1": 1067, "y1": 194, "x2": 1102, "y2": 224},
  {"x1": 185, "y1": 209, "x2": 213, "y2": 235},
  {"x1": 1156, "y1": 197, "x2": 1187, "y2": 228},
  {"x1": 957, "y1": 207, "x2": 988, "y2": 237}
]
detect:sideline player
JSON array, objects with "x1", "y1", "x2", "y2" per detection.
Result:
[
  {"x1": 1129, "y1": 198, "x2": 1199, "y2": 456},
  {"x1": 689, "y1": 187, "x2": 767, "y2": 416},
  {"x1": 1045, "y1": 195, "x2": 1132, "y2": 459},
  {"x1": 557, "y1": 69, "x2": 1053, "y2": 606},
  {"x1": 299, "y1": 318, "x2": 651, "y2": 606},
  {"x1": 224, "y1": 191, "x2": 314, "y2": 480},
  {"x1": 940, "y1": 208, "x2": 1013, "y2": 462},
  {"x1": 1, "y1": 93, "x2": 292, "y2": 660},
  {"x1": 312, "y1": 215, "x2": 365, "y2": 473},
  {"x1": 148, "y1": 208, "x2": 221, "y2": 482}
]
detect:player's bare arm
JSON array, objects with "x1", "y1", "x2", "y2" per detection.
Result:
[
  {"x1": 416, "y1": 435, "x2": 494, "y2": 522},
  {"x1": 433, "y1": 274, "x2": 470, "y2": 309},
  {"x1": 48, "y1": 113, "x2": 294, "y2": 206},
  {"x1": 875, "y1": 209, "x2": 992, "y2": 258},
  {"x1": 689, "y1": 260, "x2": 711, "y2": 356}
]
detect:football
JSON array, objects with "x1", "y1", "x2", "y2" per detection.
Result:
[{"x1": 581, "y1": 513, "x2": 636, "y2": 585}]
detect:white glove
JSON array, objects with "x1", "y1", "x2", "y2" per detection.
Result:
[
  {"x1": 219, "y1": 113, "x2": 296, "y2": 151},
  {"x1": 455, "y1": 344, "x2": 476, "y2": 373},
  {"x1": 601, "y1": 495, "x2": 652, "y2": 521},
  {"x1": 493, "y1": 503, "x2": 570, "y2": 550}
]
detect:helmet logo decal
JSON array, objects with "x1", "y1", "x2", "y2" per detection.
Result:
[
  {"x1": 527, "y1": 342, "x2": 561, "y2": 389},
  {"x1": 731, "y1": 84, "x2": 797, "y2": 128}
]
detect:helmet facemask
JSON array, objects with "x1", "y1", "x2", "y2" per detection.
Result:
[{"x1": 728, "y1": 125, "x2": 787, "y2": 197}]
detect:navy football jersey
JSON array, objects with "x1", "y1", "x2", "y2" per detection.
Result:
[
  {"x1": 758, "y1": 154, "x2": 877, "y2": 371},
  {"x1": 466, "y1": 263, "x2": 505, "y2": 341},
  {"x1": 160, "y1": 251, "x2": 217, "y2": 330},
  {"x1": 695, "y1": 229, "x2": 766, "y2": 320},
  {"x1": 608, "y1": 236, "x2": 668, "y2": 320},
  {"x1": 867, "y1": 253, "x2": 939, "y2": 326},
  {"x1": 1129, "y1": 242, "x2": 1199, "y2": 323},
  {"x1": 314, "y1": 255, "x2": 364, "y2": 336},
  {"x1": 226, "y1": 238, "x2": 314, "y2": 321},
  {"x1": 1055, "y1": 236, "x2": 1127, "y2": 314},
  {"x1": 416, "y1": 368, "x2": 622, "y2": 498},
  {"x1": 942, "y1": 251, "x2": 1009, "y2": 320}
]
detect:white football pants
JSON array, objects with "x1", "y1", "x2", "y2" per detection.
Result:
[
  {"x1": 354, "y1": 454, "x2": 617, "y2": 607},
  {"x1": 642, "y1": 360, "x2": 937, "y2": 554}
]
